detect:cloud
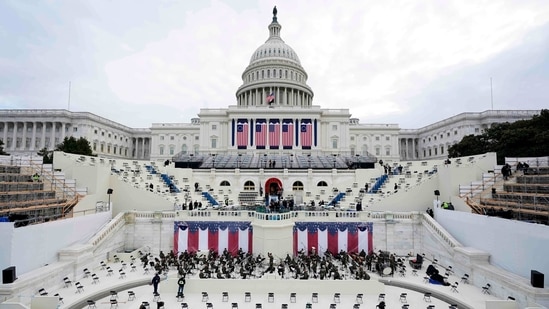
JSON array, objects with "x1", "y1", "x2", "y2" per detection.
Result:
[{"x1": 2, "y1": 0, "x2": 549, "y2": 128}]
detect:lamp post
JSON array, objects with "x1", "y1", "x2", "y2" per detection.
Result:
[{"x1": 107, "y1": 188, "x2": 113, "y2": 210}]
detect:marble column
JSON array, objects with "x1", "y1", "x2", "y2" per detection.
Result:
[{"x1": 11, "y1": 122, "x2": 17, "y2": 150}]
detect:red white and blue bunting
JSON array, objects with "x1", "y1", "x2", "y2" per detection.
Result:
[
  {"x1": 293, "y1": 222, "x2": 373, "y2": 255},
  {"x1": 174, "y1": 221, "x2": 253, "y2": 255}
]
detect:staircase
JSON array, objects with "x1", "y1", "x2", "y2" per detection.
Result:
[
  {"x1": 370, "y1": 174, "x2": 388, "y2": 193},
  {"x1": 201, "y1": 191, "x2": 219, "y2": 206}
]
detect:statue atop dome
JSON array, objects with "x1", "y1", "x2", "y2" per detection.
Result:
[{"x1": 272, "y1": 6, "x2": 278, "y2": 22}]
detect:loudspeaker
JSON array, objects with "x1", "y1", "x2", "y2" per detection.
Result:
[
  {"x1": 2, "y1": 266, "x2": 16, "y2": 284},
  {"x1": 107, "y1": 188, "x2": 113, "y2": 194},
  {"x1": 434, "y1": 190, "x2": 440, "y2": 196},
  {"x1": 531, "y1": 270, "x2": 544, "y2": 288}
]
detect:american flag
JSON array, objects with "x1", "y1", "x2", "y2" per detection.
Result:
[
  {"x1": 255, "y1": 122, "x2": 267, "y2": 149},
  {"x1": 293, "y1": 222, "x2": 373, "y2": 256},
  {"x1": 237, "y1": 123, "x2": 248, "y2": 148},
  {"x1": 174, "y1": 221, "x2": 253, "y2": 255},
  {"x1": 269, "y1": 121, "x2": 280, "y2": 148},
  {"x1": 282, "y1": 122, "x2": 294, "y2": 149},
  {"x1": 300, "y1": 122, "x2": 312, "y2": 148},
  {"x1": 266, "y1": 92, "x2": 275, "y2": 104}
]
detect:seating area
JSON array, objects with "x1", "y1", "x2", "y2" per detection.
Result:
[
  {"x1": 0, "y1": 162, "x2": 82, "y2": 226},
  {"x1": 17, "y1": 247, "x2": 507, "y2": 309},
  {"x1": 77, "y1": 152, "x2": 444, "y2": 211},
  {"x1": 463, "y1": 158, "x2": 549, "y2": 223}
]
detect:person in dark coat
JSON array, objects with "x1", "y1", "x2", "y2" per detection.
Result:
[{"x1": 151, "y1": 273, "x2": 161, "y2": 294}]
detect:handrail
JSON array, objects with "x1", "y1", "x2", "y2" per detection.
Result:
[
  {"x1": 88, "y1": 212, "x2": 126, "y2": 248},
  {"x1": 421, "y1": 213, "x2": 462, "y2": 248}
]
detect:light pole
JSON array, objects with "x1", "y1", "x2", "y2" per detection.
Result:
[{"x1": 107, "y1": 188, "x2": 113, "y2": 210}]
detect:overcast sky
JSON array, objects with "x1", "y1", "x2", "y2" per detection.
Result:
[{"x1": 1, "y1": 0, "x2": 548, "y2": 129}]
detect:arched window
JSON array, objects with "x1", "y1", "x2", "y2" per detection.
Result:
[
  {"x1": 181, "y1": 144, "x2": 187, "y2": 154},
  {"x1": 243, "y1": 181, "x2": 256, "y2": 191},
  {"x1": 220, "y1": 180, "x2": 231, "y2": 186},
  {"x1": 292, "y1": 181, "x2": 304, "y2": 191},
  {"x1": 317, "y1": 181, "x2": 328, "y2": 187}
]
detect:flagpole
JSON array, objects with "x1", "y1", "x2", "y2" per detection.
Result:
[
  {"x1": 67, "y1": 81, "x2": 71, "y2": 110},
  {"x1": 490, "y1": 77, "x2": 493, "y2": 110}
]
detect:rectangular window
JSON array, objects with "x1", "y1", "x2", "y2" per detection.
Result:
[
  {"x1": 375, "y1": 136, "x2": 380, "y2": 141},
  {"x1": 211, "y1": 139, "x2": 217, "y2": 149},
  {"x1": 386, "y1": 136, "x2": 390, "y2": 141},
  {"x1": 73, "y1": 127, "x2": 78, "y2": 132},
  {"x1": 100, "y1": 144, "x2": 104, "y2": 152},
  {"x1": 332, "y1": 125, "x2": 337, "y2": 131},
  {"x1": 375, "y1": 148, "x2": 380, "y2": 156},
  {"x1": 160, "y1": 136, "x2": 164, "y2": 140},
  {"x1": 212, "y1": 124, "x2": 217, "y2": 130},
  {"x1": 159, "y1": 147, "x2": 164, "y2": 155},
  {"x1": 332, "y1": 139, "x2": 338, "y2": 149},
  {"x1": 35, "y1": 138, "x2": 41, "y2": 148},
  {"x1": 170, "y1": 147, "x2": 174, "y2": 155},
  {"x1": 441, "y1": 146, "x2": 444, "y2": 154},
  {"x1": 195, "y1": 136, "x2": 199, "y2": 141},
  {"x1": 385, "y1": 148, "x2": 390, "y2": 156},
  {"x1": 93, "y1": 143, "x2": 97, "y2": 151},
  {"x1": 170, "y1": 136, "x2": 175, "y2": 140}
]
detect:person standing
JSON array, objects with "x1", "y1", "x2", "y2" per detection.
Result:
[
  {"x1": 151, "y1": 273, "x2": 161, "y2": 294},
  {"x1": 177, "y1": 275, "x2": 186, "y2": 298}
]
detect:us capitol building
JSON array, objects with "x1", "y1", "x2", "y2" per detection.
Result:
[{"x1": 0, "y1": 10, "x2": 539, "y2": 162}]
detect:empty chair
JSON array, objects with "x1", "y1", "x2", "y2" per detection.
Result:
[
  {"x1": 38, "y1": 288, "x2": 48, "y2": 296},
  {"x1": 353, "y1": 304, "x2": 360, "y2": 309},
  {"x1": 142, "y1": 302, "x2": 150, "y2": 309},
  {"x1": 312, "y1": 292, "x2": 318, "y2": 303},
  {"x1": 100, "y1": 261, "x2": 107, "y2": 270},
  {"x1": 232, "y1": 303, "x2": 239, "y2": 309},
  {"x1": 423, "y1": 292, "x2": 432, "y2": 302},
  {"x1": 290, "y1": 292, "x2": 296, "y2": 303},
  {"x1": 482, "y1": 283, "x2": 491, "y2": 294},
  {"x1": 83, "y1": 268, "x2": 91, "y2": 278},
  {"x1": 181, "y1": 303, "x2": 188, "y2": 309},
  {"x1": 401, "y1": 305, "x2": 409, "y2": 309},
  {"x1": 256, "y1": 304, "x2": 262, "y2": 309},
  {"x1": 202, "y1": 292, "x2": 209, "y2": 302},
  {"x1": 222, "y1": 292, "x2": 229, "y2": 302},
  {"x1": 330, "y1": 304, "x2": 336, "y2": 309},
  {"x1": 107, "y1": 268, "x2": 114, "y2": 276},
  {"x1": 153, "y1": 293, "x2": 161, "y2": 302},
  {"x1": 92, "y1": 274, "x2": 100, "y2": 284},
  {"x1": 128, "y1": 291, "x2": 136, "y2": 301},
  {"x1": 399, "y1": 293, "x2": 407, "y2": 303},
  {"x1": 427, "y1": 305, "x2": 435, "y2": 309},
  {"x1": 449, "y1": 305, "x2": 458, "y2": 309},
  {"x1": 245, "y1": 292, "x2": 251, "y2": 302},
  {"x1": 119, "y1": 269, "x2": 126, "y2": 279},
  {"x1": 87, "y1": 300, "x2": 97, "y2": 309},
  {"x1": 281, "y1": 304, "x2": 288, "y2": 309},
  {"x1": 110, "y1": 291, "x2": 118, "y2": 300},
  {"x1": 63, "y1": 277, "x2": 72, "y2": 288},
  {"x1": 54, "y1": 293, "x2": 63, "y2": 304},
  {"x1": 110, "y1": 299, "x2": 118, "y2": 309},
  {"x1": 131, "y1": 264, "x2": 137, "y2": 272},
  {"x1": 461, "y1": 274, "x2": 469, "y2": 284},
  {"x1": 412, "y1": 269, "x2": 418, "y2": 276},
  {"x1": 356, "y1": 293, "x2": 363, "y2": 304},
  {"x1": 450, "y1": 282, "x2": 459, "y2": 293},
  {"x1": 76, "y1": 282, "x2": 84, "y2": 293},
  {"x1": 268, "y1": 292, "x2": 275, "y2": 303},
  {"x1": 378, "y1": 294, "x2": 385, "y2": 302},
  {"x1": 333, "y1": 293, "x2": 340, "y2": 303},
  {"x1": 157, "y1": 301, "x2": 165, "y2": 309},
  {"x1": 305, "y1": 304, "x2": 312, "y2": 309},
  {"x1": 423, "y1": 276, "x2": 430, "y2": 283}
]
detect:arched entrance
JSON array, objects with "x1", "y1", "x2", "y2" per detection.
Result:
[{"x1": 264, "y1": 177, "x2": 283, "y2": 206}]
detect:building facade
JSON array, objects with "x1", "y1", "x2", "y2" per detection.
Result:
[{"x1": 0, "y1": 11, "x2": 540, "y2": 162}]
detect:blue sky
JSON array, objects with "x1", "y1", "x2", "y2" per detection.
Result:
[{"x1": 1, "y1": 0, "x2": 548, "y2": 129}]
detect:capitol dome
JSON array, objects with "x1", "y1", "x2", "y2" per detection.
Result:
[
  {"x1": 235, "y1": 7, "x2": 314, "y2": 108},
  {"x1": 248, "y1": 22, "x2": 301, "y2": 66}
]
